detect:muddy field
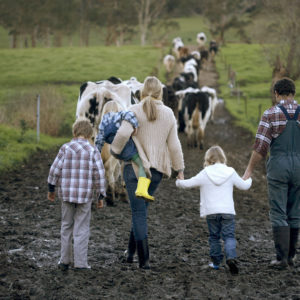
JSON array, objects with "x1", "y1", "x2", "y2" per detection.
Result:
[
  {"x1": 1, "y1": 59, "x2": 300, "y2": 299},
  {"x1": 1, "y1": 103, "x2": 300, "y2": 300}
]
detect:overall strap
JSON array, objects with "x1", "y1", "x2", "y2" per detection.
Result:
[
  {"x1": 293, "y1": 106, "x2": 300, "y2": 120},
  {"x1": 278, "y1": 105, "x2": 291, "y2": 120}
]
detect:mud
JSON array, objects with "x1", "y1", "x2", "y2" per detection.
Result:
[{"x1": 1, "y1": 58, "x2": 300, "y2": 300}]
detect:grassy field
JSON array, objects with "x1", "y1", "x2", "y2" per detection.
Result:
[
  {"x1": 1, "y1": 15, "x2": 300, "y2": 172},
  {"x1": 0, "y1": 45, "x2": 165, "y2": 172},
  {"x1": 215, "y1": 43, "x2": 300, "y2": 135}
]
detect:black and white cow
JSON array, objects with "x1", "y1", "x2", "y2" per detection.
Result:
[
  {"x1": 176, "y1": 89, "x2": 211, "y2": 149},
  {"x1": 182, "y1": 57, "x2": 199, "y2": 83},
  {"x1": 162, "y1": 85, "x2": 179, "y2": 121},
  {"x1": 76, "y1": 80, "x2": 133, "y2": 141},
  {"x1": 196, "y1": 32, "x2": 207, "y2": 49},
  {"x1": 201, "y1": 86, "x2": 219, "y2": 122},
  {"x1": 172, "y1": 72, "x2": 199, "y2": 92},
  {"x1": 209, "y1": 40, "x2": 218, "y2": 56},
  {"x1": 122, "y1": 77, "x2": 143, "y2": 103},
  {"x1": 163, "y1": 54, "x2": 176, "y2": 73},
  {"x1": 182, "y1": 91, "x2": 211, "y2": 149},
  {"x1": 172, "y1": 37, "x2": 184, "y2": 59}
]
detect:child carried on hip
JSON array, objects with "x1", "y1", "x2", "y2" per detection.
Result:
[{"x1": 95, "y1": 101, "x2": 154, "y2": 201}]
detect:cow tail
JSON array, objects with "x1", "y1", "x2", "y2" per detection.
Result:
[{"x1": 192, "y1": 103, "x2": 200, "y2": 130}]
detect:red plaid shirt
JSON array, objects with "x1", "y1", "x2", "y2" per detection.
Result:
[
  {"x1": 48, "y1": 138, "x2": 106, "y2": 203},
  {"x1": 254, "y1": 99, "x2": 300, "y2": 157}
]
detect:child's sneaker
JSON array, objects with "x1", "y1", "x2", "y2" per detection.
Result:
[{"x1": 209, "y1": 262, "x2": 219, "y2": 270}]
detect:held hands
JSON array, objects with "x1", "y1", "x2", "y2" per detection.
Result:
[
  {"x1": 48, "y1": 191, "x2": 55, "y2": 202},
  {"x1": 176, "y1": 170, "x2": 184, "y2": 180},
  {"x1": 242, "y1": 169, "x2": 251, "y2": 180},
  {"x1": 97, "y1": 199, "x2": 104, "y2": 209}
]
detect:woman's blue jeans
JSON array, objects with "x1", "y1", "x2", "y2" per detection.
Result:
[
  {"x1": 123, "y1": 164, "x2": 162, "y2": 241},
  {"x1": 206, "y1": 214, "x2": 237, "y2": 265}
]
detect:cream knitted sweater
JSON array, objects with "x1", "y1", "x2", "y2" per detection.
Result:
[{"x1": 111, "y1": 100, "x2": 184, "y2": 177}]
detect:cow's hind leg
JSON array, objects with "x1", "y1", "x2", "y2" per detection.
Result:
[{"x1": 198, "y1": 128, "x2": 204, "y2": 150}]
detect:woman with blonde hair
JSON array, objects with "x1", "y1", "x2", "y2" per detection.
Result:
[
  {"x1": 111, "y1": 76, "x2": 184, "y2": 269},
  {"x1": 176, "y1": 145, "x2": 252, "y2": 275}
]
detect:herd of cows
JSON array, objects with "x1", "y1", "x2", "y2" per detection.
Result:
[{"x1": 75, "y1": 32, "x2": 220, "y2": 204}]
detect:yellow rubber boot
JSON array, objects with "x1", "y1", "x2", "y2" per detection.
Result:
[{"x1": 135, "y1": 177, "x2": 154, "y2": 201}]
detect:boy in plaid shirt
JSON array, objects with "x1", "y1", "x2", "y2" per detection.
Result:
[{"x1": 48, "y1": 118, "x2": 106, "y2": 270}]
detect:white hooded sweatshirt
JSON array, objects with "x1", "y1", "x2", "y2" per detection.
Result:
[{"x1": 176, "y1": 163, "x2": 252, "y2": 217}]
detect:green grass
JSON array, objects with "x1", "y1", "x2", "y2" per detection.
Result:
[
  {"x1": 0, "y1": 45, "x2": 165, "y2": 172},
  {"x1": 216, "y1": 43, "x2": 300, "y2": 135},
  {"x1": 0, "y1": 46, "x2": 163, "y2": 87},
  {"x1": 2, "y1": 17, "x2": 300, "y2": 172},
  {"x1": 168, "y1": 17, "x2": 210, "y2": 45},
  {"x1": 0, "y1": 124, "x2": 67, "y2": 171}
]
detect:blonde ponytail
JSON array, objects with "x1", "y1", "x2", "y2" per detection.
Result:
[
  {"x1": 141, "y1": 76, "x2": 163, "y2": 122},
  {"x1": 143, "y1": 96, "x2": 157, "y2": 121}
]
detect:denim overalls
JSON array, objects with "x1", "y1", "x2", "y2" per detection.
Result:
[{"x1": 267, "y1": 105, "x2": 300, "y2": 228}]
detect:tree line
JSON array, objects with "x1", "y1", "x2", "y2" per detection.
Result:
[
  {"x1": 0, "y1": 0, "x2": 299, "y2": 80},
  {"x1": 0, "y1": 0, "x2": 203, "y2": 48},
  {"x1": 0, "y1": 0, "x2": 260, "y2": 48}
]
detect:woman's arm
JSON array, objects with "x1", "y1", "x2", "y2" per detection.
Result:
[
  {"x1": 167, "y1": 116, "x2": 185, "y2": 172},
  {"x1": 110, "y1": 120, "x2": 134, "y2": 155}
]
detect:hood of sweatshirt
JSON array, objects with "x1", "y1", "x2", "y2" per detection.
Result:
[{"x1": 204, "y1": 163, "x2": 235, "y2": 186}]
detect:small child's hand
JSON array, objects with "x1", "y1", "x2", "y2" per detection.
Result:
[
  {"x1": 97, "y1": 199, "x2": 104, "y2": 209},
  {"x1": 48, "y1": 192, "x2": 55, "y2": 202},
  {"x1": 132, "y1": 128, "x2": 138, "y2": 136}
]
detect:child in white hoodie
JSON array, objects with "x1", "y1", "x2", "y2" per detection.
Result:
[{"x1": 176, "y1": 145, "x2": 252, "y2": 275}]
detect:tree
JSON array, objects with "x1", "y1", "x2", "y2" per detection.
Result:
[
  {"x1": 93, "y1": 0, "x2": 138, "y2": 46},
  {"x1": 262, "y1": 0, "x2": 300, "y2": 80},
  {"x1": 133, "y1": 0, "x2": 167, "y2": 46},
  {"x1": 201, "y1": 0, "x2": 258, "y2": 45},
  {"x1": 0, "y1": 0, "x2": 27, "y2": 48}
]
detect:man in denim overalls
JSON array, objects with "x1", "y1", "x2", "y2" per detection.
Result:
[{"x1": 243, "y1": 78, "x2": 300, "y2": 268}]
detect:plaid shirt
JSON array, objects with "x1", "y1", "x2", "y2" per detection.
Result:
[
  {"x1": 48, "y1": 138, "x2": 106, "y2": 203},
  {"x1": 95, "y1": 111, "x2": 138, "y2": 152},
  {"x1": 254, "y1": 99, "x2": 300, "y2": 157}
]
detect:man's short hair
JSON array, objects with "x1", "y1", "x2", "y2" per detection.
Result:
[
  {"x1": 274, "y1": 77, "x2": 296, "y2": 96},
  {"x1": 72, "y1": 118, "x2": 93, "y2": 138}
]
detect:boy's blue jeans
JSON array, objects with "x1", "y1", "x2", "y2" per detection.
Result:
[
  {"x1": 123, "y1": 164, "x2": 162, "y2": 241},
  {"x1": 206, "y1": 214, "x2": 237, "y2": 265}
]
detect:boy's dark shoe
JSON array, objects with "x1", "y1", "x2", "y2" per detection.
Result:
[
  {"x1": 58, "y1": 263, "x2": 69, "y2": 271},
  {"x1": 226, "y1": 259, "x2": 239, "y2": 275}
]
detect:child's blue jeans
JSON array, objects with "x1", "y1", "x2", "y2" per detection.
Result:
[
  {"x1": 104, "y1": 121, "x2": 137, "y2": 161},
  {"x1": 206, "y1": 213, "x2": 237, "y2": 265}
]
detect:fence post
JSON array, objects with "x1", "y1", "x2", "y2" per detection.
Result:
[
  {"x1": 258, "y1": 104, "x2": 262, "y2": 123},
  {"x1": 37, "y1": 94, "x2": 40, "y2": 143},
  {"x1": 244, "y1": 96, "x2": 248, "y2": 117}
]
